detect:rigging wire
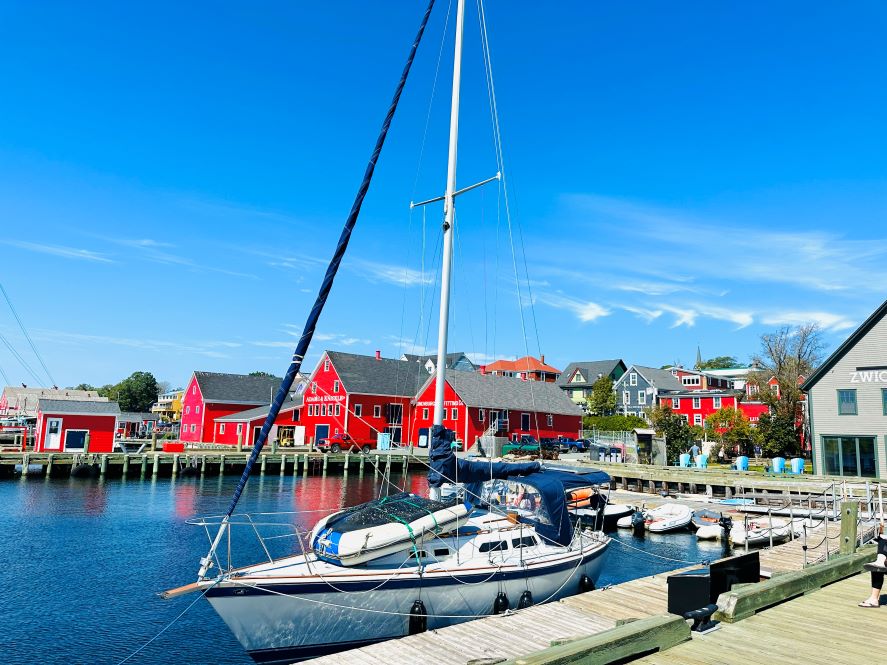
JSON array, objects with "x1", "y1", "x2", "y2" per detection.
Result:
[
  {"x1": 0, "y1": 329, "x2": 44, "y2": 385},
  {"x1": 0, "y1": 282, "x2": 56, "y2": 387}
]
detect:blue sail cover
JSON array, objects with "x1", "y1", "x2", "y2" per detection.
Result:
[
  {"x1": 509, "y1": 468, "x2": 611, "y2": 546},
  {"x1": 428, "y1": 424, "x2": 540, "y2": 488}
]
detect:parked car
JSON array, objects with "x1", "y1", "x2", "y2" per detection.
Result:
[
  {"x1": 557, "y1": 437, "x2": 586, "y2": 453},
  {"x1": 539, "y1": 437, "x2": 562, "y2": 453},
  {"x1": 502, "y1": 434, "x2": 540, "y2": 456},
  {"x1": 316, "y1": 432, "x2": 376, "y2": 454}
]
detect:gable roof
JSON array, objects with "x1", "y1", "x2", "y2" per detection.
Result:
[
  {"x1": 215, "y1": 396, "x2": 304, "y2": 422},
  {"x1": 556, "y1": 360, "x2": 625, "y2": 388},
  {"x1": 422, "y1": 370, "x2": 583, "y2": 416},
  {"x1": 802, "y1": 299, "x2": 886, "y2": 391},
  {"x1": 117, "y1": 412, "x2": 160, "y2": 423},
  {"x1": 401, "y1": 351, "x2": 474, "y2": 370},
  {"x1": 37, "y1": 399, "x2": 121, "y2": 416},
  {"x1": 1, "y1": 387, "x2": 109, "y2": 417},
  {"x1": 485, "y1": 356, "x2": 561, "y2": 375},
  {"x1": 193, "y1": 372, "x2": 283, "y2": 404},
  {"x1": 618, "y1": 365, "x2": 683, "y2": 392},
  {"x1": 327, "y1": 351, "x2": 431, "y2": 397}
]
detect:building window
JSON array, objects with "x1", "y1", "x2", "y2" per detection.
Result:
[
  {"x1": 335, "y1": 404, "x2": 340, "y2": 417},
  {"x1": 692, "y1": 397, "x2": 701, "y2": 409},
  {"x1": 196, "y1": 405, "x2": 200, "y2": 414},
  {"x1": 323, "y1": 359, "x2": 329, "y2": 372},
  {"x1": 422, "y1": 408, "x2": 429, "y2": 419},
  {"x1": 190, "y1": 424, "x2": 196, "y2": 433},
  {"x1": 521, "y1": 413, "x2": 531, "y2": 430},
  {"x1": 373, "y1": 405, "x2": 381, "y2": 418},
  {"x1": 882, "y1": 389, "x2": 887, "y2": 416},
  {"x1": 354, "y1": 404, "x2": 362, "y2": 417},
  {"x1": 694, "y1": 414, "x2": 702, "y2": 426},
  {"x1": 311, "y1": 382, "x2": 317, "y2": 394},
  {"x1": 546, "y1": 414, "x2": 553, "y2": 427},
  {"x1": 219, "y1": 423, "x2": 226, "y2": 434},
  {"x1": 629, "y1": 372, "x2": 637, "y2": 386},
  {"x1": 333, "y1": 380, "x2": 340, "y2": 393},
  {"x1": 321, "y1": 404, "x2": 327, "y2": 416},
  {"x1": 822, "y1": 436, "x2": 876, "y2": 477},
  {"x1": 837, "y1": 389, "x2": 857, "y2": 415},
  {"x1": 623, "y1": 391, "x2": 631, "y2": 405},
  {"x1": 185, "y1": 406, "x2": 190, "y2": 415},
  {"x1": 682, "y1": 376, "x2": 701, "y2": 386},
  {"x1": 478, "y1": 408, "x2": 485, "y2": 422},
  {"x1": 451, "y1": 408, "x2": 458, "y2": 420},
  {"x1": 637, "y1": 390, "x2": 646, "y2": 405},
  {"x1": 713, "y1": 396, "x2": 721, "y2": 409},
  {"x1": 672, "y1": 398, "x2": 680, "y2": 409},
  {"x1": 237, "y1": 423, "x2": 242, "y2": 434},
  {"x1": 192, "y1": 385, "x2": 196, "y2": 395}
]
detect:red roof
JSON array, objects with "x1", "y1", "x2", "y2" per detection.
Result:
[{"x1": 485, "y1": 356, "x2": 561, "y2": 375}]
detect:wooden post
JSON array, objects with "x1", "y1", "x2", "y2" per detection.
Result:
[
  {"x1": 260, "y1": 454, "x2": 267, "y2": 475},
  {"x1": 152, "y1": 454, "x2": 160, "y2": 477},
  {"x1": 236, "y1": 433, "x2": 243, "y2": 453},
  {"x1": 150, "y1": 431, "x2": 157, "y2": 453},
  {"x1": 21, "y1": 452, "x2": 29, "y2": 476},
  {"x1": 302, "y1": 453, "x2": 309, "y2": 476},
  {"x1": 200, "y1": 456, "x2": 207, "y2": 476},
  {"x1": 271, "y1": 438, "x2": 278, "y2": 455},
  {"x1": 344, "y1": 454, "x2": 350, "y2": 474},
  {"x1": 83, "y1": 432, "x2": 90, "y2": 455},
  {"x1": 171, "y1": 454, "x2": 178, "y2": 477},
  {"x1": 122, "y1": 454, "x2": 129, "y2": 475},
  {"x1": 322, "y1": 454, "x2": 328, "y2": 475},
  {"x1": 359, "y1": 454, "x2": 365, "y2": 476},
  {"x1": 46, "y1": 454, "x2": 54, "y2": 477},
  {"x1": 140, "y1": 455, "x2": 148, "y2": 478},
  {"x1": 280, "y1": 454, "x2": 286, "y2": 476},
  {"x1": 402, "y1": 454, "x2": 408, "y2": 475},
  {"x1": 839, "y1": 500, "x2": 859, "y2": 555},
  {"x1": 220, "y1": 455, "x2": 226, "y2": 475},
  {"x1": 99, "y1": 454, "x2": 109, "y2": 476}
]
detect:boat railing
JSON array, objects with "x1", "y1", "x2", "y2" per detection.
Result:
[{"x1": 188, "y1": 510, "x2": 327, "y2": 576}]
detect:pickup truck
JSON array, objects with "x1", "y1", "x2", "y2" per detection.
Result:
[
  {"x1": 316, "y1": 433, "x2": 376, "y2": 454},
  {"x1": 502, "y1": 435, "x2": 540, "y2": 456}
]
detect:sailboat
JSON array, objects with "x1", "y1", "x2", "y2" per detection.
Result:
[{"x1": 164, "y1": 2, "x2": 610, "y2": 662}]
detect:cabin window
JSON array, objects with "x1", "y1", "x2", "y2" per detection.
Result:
[
  {"x1": 219, "y1": 423, "x2": 225, "y2": 434},
  {"x1": 637, "y1": 390, "x2": 646, "y2": 405},
  {"x1": 354, "y1": 404, "x2": 362, "y2": 417},
  {"x1": 512, "y1": 536, "x2": 537, "y2": 548},
  {"x1": 433, "y1": 548, "x2": 450, "y2": 557},
  {"x1": 479, "y1": 540, "x2": 508, "y2": 553},
  {"x1": 629, "y1": 372, "x2": 637, "y2": 386},
  {"x1": 333, "y1": 380, "x2": 340, "y2": 393},
  {"x1": 546, "y1": 414, "x2": 553, "y2": 427},
  {"x1": 373, "y1": 405, "x2": 381, "y2": 418},
  {"x1": 838, "y1": 389, "x2": 857, "y2": 415},
  {"x1": 409, "y1": 550, "x2": 428, "y2": 560},
  {"x1": 478, "y1": 408, "x2": 485, "y2": 422},
  {"x1": 323, "y1": 404, "x2": 329, "y2": 416},
  {"x1": 692, "y1": 397, "x2": 700, "y2": 409},
  {"x1": 323, "y1": 359, "x2": 329, "y2": 372},
  {"x1": 672, "y1": 398, "x2": 679, "y2": 409},
  {"x1": 452, "y1": 408, "x2": 458, "y2": 420}
]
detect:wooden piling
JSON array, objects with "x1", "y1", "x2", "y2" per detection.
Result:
[
  {"x1": 46, "y1": 454, "x2": 53, "y2": 477},
  {"x1": 200, "y1": 456, "x2": 207, "y2": 476},
  {"x1": 840, "y1": 500, "x2": 859, "y2": 555},
  {"x1": 152, "y1": 454, "x2": 159, "y2": 477},
  {"x1": 140, "y1": 455, "x2": 147, "y2": 478},
  {"x1": 171, "y1": 454, "x2": 178, "y2": 477},
  {"x1": 359, "y1": 454, "x2": 365, "y2": 476},
  {"x1": 220, "y1": 455, "x2": 226, "y2": 475},
  {"x1": 402, "y1": 454, "x2": 408, "y2": 474},
  {"x1": 280, "y1": 454, "x2": 286, "y2": 476},
  {"x1": 260, "y1": 455, "x2": 267, "y2": 475},
  {"x1": 236, "y1": 433, "x2": 243, "y2": 453},
  {"x1": 344, "y1": 454, "x2": 350, "y2": 474},
  {"x1": 83, "y1": 432, "x2": 90, "y2": 454},
  {"x1": 302, "y1": 453, "x2": 309, "y2": 476},
  {"x1": 150, "y1": 431, "x2": 157, "y2": 453},
  {"x1": 21, "y1": 452, "x2": 29, "y2": 476},
  {"x1": 322, "y1": 454, "x2": 328, "y2": 475},
  {"x1": 122, "y1": 455, "x2": 130, "y2": 475}
]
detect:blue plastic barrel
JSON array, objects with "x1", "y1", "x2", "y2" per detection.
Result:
[
  {"x1": 791, "y1": 457, "x2": 805, "y2": 474},
  {"x1": 772, "y1": 457, "x2": 786, "y2": 473},
  {"x1": 695, "y1": 454, "x2": 708, "y2": 468},
  {"x1": 679, "y1": 453, "x2": 691, "y2": 468},
  {"x1": 736, "y1": 455, "x2": 749, "y2": 471}
]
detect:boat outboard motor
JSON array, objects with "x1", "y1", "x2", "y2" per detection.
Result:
[
  {"x1": 408, "y1": 599, "x2": 427, "y2": 634},
  {"x1": 518, "y1": 590, "x2": 534, "y2": 609},
  {"x1": 718, "y1": 514, "x2": 733, "y2": 537},
  {"x1": 493, "y1": 591, "x2": 509, "y2": 614},
  {"x1": 631, "y1": 509, "x2": 646, "y2": 537}
]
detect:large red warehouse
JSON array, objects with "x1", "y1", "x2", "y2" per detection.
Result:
[
  {"x1": 34, "y1": 398, "x2": 121, "y2": 453},
  {"x1": 213, "y1": 398, "x2": 303, "y2": 447}
]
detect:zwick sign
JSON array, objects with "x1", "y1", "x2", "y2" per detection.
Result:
[{"x1": 850, "y1": 369, "x2": 887, "y2": 383}]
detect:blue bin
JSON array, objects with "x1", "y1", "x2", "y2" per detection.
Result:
[
  {"x1": 772, "y1": 457, "x2": 786, "y2": 473},
  {"x1": 790, "y1": 457, "x2": 805, "y2": 474},
  {"x1": 679, "y1": 453, "x2": 691, "y2": 468},
  {"x1": 695, "y1": 454, "x2": 708, "y2": 469},
  {"x1": 735, "y1": 455, "x2": 749, "y2": 471}
]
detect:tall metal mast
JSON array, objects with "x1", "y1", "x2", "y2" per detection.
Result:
[{"x1": 433, "y1": 0, "x2": 465, "y2": 427}]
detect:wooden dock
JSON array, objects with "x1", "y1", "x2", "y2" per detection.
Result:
[{"x1": 0, "y1": 448, "x2": 428, "y2": 480}]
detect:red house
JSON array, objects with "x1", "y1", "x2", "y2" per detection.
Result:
[
  {"x1": 411, "y1": 369, "x2": 583, "y2": 446},
  {"x1": 299, "y1": 351, "x2": 429, "y2": 445},
  {"x1": 34, "y1": 399, "x2": 120, "y2": 453},
  {"x1": 658, "y1": 391, "x2": 770, "y2": 430},
  {"x1": 664, "y1": 367, "x2": 733, "y2": 391},
  {"x1": 484, "y1": 355, "x2": 561, "y2": 383},
  {"x1": 179, "y1": 372, "x2": 283, "y2": 444},
  {"x1": 213, "y1": 399, "x2": 303, "y2": 447}
]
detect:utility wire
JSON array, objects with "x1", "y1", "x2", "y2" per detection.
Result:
[
  {"x1": 0, "y1": 282, "x2": 56, "y2": 387},
  {"x1": 0, "y1": 330, "x2": 43, "y2": 385}
]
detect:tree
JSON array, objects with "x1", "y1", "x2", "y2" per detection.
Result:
[
  {"x1": 249, "y1": 371, "x2": 275, "y2": 378},
  {"x1": 648, "y1": 404, "x2": 693, "y2": 464},
  {"x1": 757, "y1": 411, "x2": 799, "y2": 457},
  {"x1": 696, "y1": 356, "x2": 738, "y2": 370},
  {"x1": 705, "y1": 407, "x2": 758, "y2": 456},
  {"x1": 114, "y1": 371, "x2": 160, "y2": 412},
  {"x1": 587, "y1": 376, "x2": 617, "y2": 416},
  {"x1": 71, "y1": 383, "x2": 97, "y2": 391}
]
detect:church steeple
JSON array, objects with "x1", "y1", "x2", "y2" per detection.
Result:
[{"x1": 695, "y1": 345, "x2": 703, "y2": 369}]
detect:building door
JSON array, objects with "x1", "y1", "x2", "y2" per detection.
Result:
[
  {"x1": 45, "y1": 418, "x2": 62, "y2": 450},
  {"x1": 521, "y1": 413, "x2": 531, "y2": 431},
  {"x1": 64, "y1": 429, "x2": 88, "y2": 451},
  {"x1": 314, "y1": 424, "x2": 329, "y2": 444},
  {"x1": 386, "y1": 404, "x2": 403, "y2": 443},
  {"x1": 253, "y1": 426, "x2": 262, "y2": 445}
]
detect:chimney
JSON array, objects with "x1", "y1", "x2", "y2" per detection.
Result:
[
  {"x1": 479, "y1": 365, "x2": 487, "y2": 375},
  {"x1": 540, "y1": 354, "x2": 545, "y2": 364},
  {"x1": 375, "y1": 350, "x2": 381, "y2": 361}
]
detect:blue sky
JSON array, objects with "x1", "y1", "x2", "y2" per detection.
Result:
[{"x1": 1, "y1": 1, "x2": 886, "y2": 389}]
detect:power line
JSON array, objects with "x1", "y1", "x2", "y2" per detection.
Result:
[
  {"x1": 0, "y1": 330, "x2": 43, "y2": 385},
  {"x1": 0, "y1": 282, "x2": 56, "y2": 387}
]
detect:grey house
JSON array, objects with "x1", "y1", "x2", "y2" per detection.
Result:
[
  {"x1": 803, "y1": 299, "x2": 887, "y2": 478},
  {"x1": 557, "y1": 359, "x2": 627, "y2": 405},
  {"x1": 613, "y1": 365, "x2": 683, "y2": 419},
  {"x1": 401, "y1": 351, "x2": 476, "y2": 374}
]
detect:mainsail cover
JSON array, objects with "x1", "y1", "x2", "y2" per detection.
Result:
[{"x1": 427, "y1": 424, "x2": 540, "y2": 487}]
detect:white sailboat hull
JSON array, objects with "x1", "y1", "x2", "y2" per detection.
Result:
[{"x1": 205, "y1": 535, "x2": 608, "y2": 663}]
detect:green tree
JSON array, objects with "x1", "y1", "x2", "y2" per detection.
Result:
[
  {"x1": 648, "y1": 404, "x2": 693, "y2": 464},
  {"x1": 757, "y1": 411, "x2": 799, "y2": 457},
  {"x1": 586, "y1": 376, "x2": 617, "y2": 416},
  {"x1": 696, "y1": 356, "x2": 738, "y2": 370},
  {"x1": 583, "y1": 414, "x2": 647, "y2": 431},
  {"x1": 114, "y1": 371, "x2": 160, "y2": 412},
  {"x1": 249, "y1": 371, "x2": 275, "y2": 378},
  {"x1": 705, "y1": 406, "x2": 758, "y2": 456},
  {"x1": 71, "y1": 383, "x2": 97, "y2": 391},
  {"x1": 97, "y1": 384, "x2": 116, "y2": 399}
]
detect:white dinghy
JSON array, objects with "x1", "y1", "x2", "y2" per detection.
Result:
[
  {"x1": 730, "y1": 517, "x2": 798, "y2": 547},
  {"x1": 645, "y1": 503, "x2": 693, "y2": 533}
]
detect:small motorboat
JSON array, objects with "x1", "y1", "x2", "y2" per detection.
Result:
[
  {"x1": 731, "y1": 517, "x2": 798, "y2": 547},
  {"x1": 570, "y1": 503, "x2": 634, "y2": 531},
  {"x1": 692, "y1": 510, "x2": 733, "y2": 541},
  {"x1": 645, "y1": 503, "x2": 693, "y2": 533}
]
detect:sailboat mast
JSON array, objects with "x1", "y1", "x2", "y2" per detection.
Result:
[{"x1": 433, "y1": 0, "x2": 465, "y2": 427}]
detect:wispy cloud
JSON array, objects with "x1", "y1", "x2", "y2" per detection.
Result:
[
  {"x1": 658, "y1": 304, "x2": 698, "y2": 328},
  {"x1": 30, "y1": 328, "x2": 235, "y2": 358},
  {"x1": 761, "y1": 311, "x2": 856, "y2": 332},
  {"x1": 98, "y1": 235, "x2": 258, "y2": 279},
  {"x1": 536, "y1": 293, "x2": 611, "y2": 322},
  {"x1": 619, "y1": 305, "x2": 663, "y2": 323},
  {"x1": 351, "y1": 260, "x2": 433, "y2": 287},
  {"x1": 4, "y1": 240, "x2": 114, "y2": 263}
]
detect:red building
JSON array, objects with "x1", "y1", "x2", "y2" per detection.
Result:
[
  {"x1": 665, "y1": 367, "x2": 733, "y2": 391},
  {"x1": 179, "y1": 372, "x2": 283, "y2": 444},
  {"x1": 658, "y1": 391, "x2": 770, "y2": 430},
  {"x1": 213, "y1": 399, "x2": 303, "y2": 447},
  {"x1": 411, "y1": 369, "x2": 583, "y2": 446},
  {"x1": 116, "y1": 412, "x2": 160, "y2": 438},
  {"x1": 299, "y1": 351, "x2": 429, "y2": 445},
  {"x1": 34, "y1": 399, "x2": 120, "y2": 453},
  {"x1": 484, "y1": 355, "x2": 561, "y2": 383}
]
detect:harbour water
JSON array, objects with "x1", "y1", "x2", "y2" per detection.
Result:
[{"x1": 0, "y1": 473, "x2": 731, "y2": 665}]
